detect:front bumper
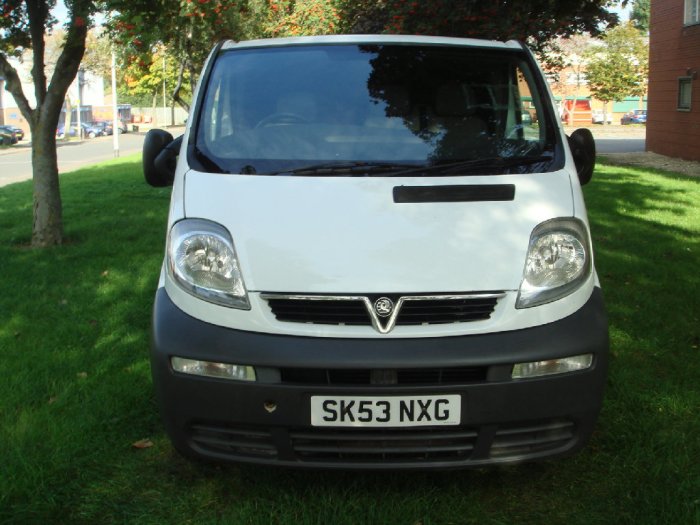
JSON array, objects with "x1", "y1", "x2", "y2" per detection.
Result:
[{"x1": 151, "y1": 287, "x2": 608, "y2": 469}]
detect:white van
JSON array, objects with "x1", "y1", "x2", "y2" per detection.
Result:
[{"x1": 144, "y1": 35, "x2": 607, "y2": 469}]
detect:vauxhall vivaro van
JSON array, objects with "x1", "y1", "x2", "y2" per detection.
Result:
[{"x1": 143, "y1": 35, "x2": 607, "y2": 469}]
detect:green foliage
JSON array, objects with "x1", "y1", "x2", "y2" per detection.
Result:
[
  {"x1": 119, "y1": 47, "x2": 192, "y2": 106},
  {"x1": 631, "y1": 0, "x2": 650, "y2": 32},
  {"x1": 106, "y1": 0, "x2": 259, "y2": 110},
  {"x1": 335, "y1": 0, "x2": 620, "y2": 54},
  {"x1": 585, "y1": 22, "x2": 648, "y2": 103},
  {"x1": 0, "y1": 0, "x2": 36, "y2": 55},
  {"x1": 264, "y1": 0, "x2": 339, "y2": 37}
]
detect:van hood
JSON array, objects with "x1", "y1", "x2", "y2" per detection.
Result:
[{"x1": 183, "y1": 171, "x2": 573, "y2": 294}]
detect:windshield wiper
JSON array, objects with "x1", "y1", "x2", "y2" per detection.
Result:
[
  {"x1": 267, "y1": 161, "x2": 423, "y2": 176},
  {"x1": 384, "y1": 154, "x2": 555, "y2": 177}
]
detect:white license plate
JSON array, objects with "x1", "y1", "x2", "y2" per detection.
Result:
[{"x1": 310, "y1": 395, "x2": 461, "y2": 427}]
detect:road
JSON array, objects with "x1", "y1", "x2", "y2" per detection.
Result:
[
  {"x1": 595, "y1": 138, "x2": 646, "y2": 153},
  {"x1": 0, "y1": 126, "x2": 644, "y2": 188},
  {"x1": 0, "y1": 130, "x2": 181, "y2": 188},
  {"x1": 571, "y1": 124, "x2": 646, "y2": 154}
]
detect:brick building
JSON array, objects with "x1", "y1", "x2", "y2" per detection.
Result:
[{"x1": 647, "y1": 0, "x2": 700, "y2": 161}]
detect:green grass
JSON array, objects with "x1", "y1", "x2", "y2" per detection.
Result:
[{"x1": 1, "y1": 157, "x2": 699, "y2": 524}]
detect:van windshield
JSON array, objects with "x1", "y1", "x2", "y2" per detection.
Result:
[{"x1": 194, "y1": 44, "x2": 561, "y2": 176}]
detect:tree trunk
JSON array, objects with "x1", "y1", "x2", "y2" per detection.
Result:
[
  {"x1": 602, "y1": 101, "x2": 608, "y2": 126},
  {"x1": 0, "y1": 0, "x2": 89, "y2": 248},
  {"x1": 171, "y1": 59, "x2": 190, "y2": 113},
  {"x1": 30, "y1": 122, "x2": 63, "y2": 246}
]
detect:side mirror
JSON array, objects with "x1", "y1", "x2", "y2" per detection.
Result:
[
  {"x1": 143, "y1": 129, "x2": 182, "y2": 187},
  {"x1": 567, "y1": 128, "x2": 596, "y2": 186}
]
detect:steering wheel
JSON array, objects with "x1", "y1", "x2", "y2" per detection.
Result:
[{"x1": 255, "y1": 112, "x2": 310, "y2": 128}]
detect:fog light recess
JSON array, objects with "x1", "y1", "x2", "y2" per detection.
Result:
[
  {"x1": 512, "y1": 354, "x2": 593, "y2": 379},
  {"x1": 171, "y1": 357, "x2": 256, "y2": 381}
]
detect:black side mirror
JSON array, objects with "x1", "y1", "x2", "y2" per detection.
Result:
[
  {"x1": 143, "y1": 129, "x2": 182, "y2": 187},
  {"x1": 567, "y1": 128, "x2": 596, "y2": 186}
]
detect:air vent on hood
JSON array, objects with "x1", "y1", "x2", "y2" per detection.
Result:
[{"x1": 393, "y1": 184, "x2": 515, "y2": 203}]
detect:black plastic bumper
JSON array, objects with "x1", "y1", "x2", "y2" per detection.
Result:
[{"x1": 151, "y1": 288, "x2": 608, "y2": 469}]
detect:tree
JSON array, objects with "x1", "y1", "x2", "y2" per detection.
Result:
[
  {"x1": 585, "y1": 22, "x2": 648, "y2": 120},
  {"x1": 81, "y1": 29, "x2": 113, "y2": 82},
  {"x1": 631, "y1": 0, "x2": 650, "y2": 33},
  {"x1": 264, "y1": 0, "x2": 339, "y2": 37},
  {"x1": 0, "y1": 0, "x2": 96, "y2": 247},
  {"x1": 335, "y1": 0, "x2": 621, "y2": 55},
  {"x1": 106, "y1": 0, "x2": 257, "y2": 112},
  {"x1": 121, "y1": 47, "x2": 192, "y2": 120}
]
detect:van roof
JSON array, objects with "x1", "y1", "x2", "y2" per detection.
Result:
[{"x1": 221, "y1": 35, "x2": 524, "y2": 51}]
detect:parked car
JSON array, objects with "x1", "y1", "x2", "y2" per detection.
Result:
[
  {"x1": 0, "y1": 128, "x2": 15, "y2": 146},
  {"x1": 0, "y1": 125, "x2": 18, "y2": 144},
  {"x1": 4, "y1": 125, "x2": 25, "y2": 140},
  {"x1": 144, "y1": 35, "x2": 607, "y2": 470},
  {"x1": 591, "y1": 109, "x2": 612, "y2": 124},
  {"x1": 56, "y1": 122, "x2": 104, "y2": 139},
  {"x1": 92, "y1": 120, "x2": 129, "y2": 135},
  {"x1": 621, "y1": 109, "x2": 647, "y2": 125},
  {"x1": 91, "y1": 121, "x2": 113, "y2": 135}
]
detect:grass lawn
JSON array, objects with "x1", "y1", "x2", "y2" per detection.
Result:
[{"x1": 0, "y1": 157, "x2": 698, "y2": 524}]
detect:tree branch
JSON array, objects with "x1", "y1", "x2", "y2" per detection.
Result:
[
  {"x1": 43, "y1": 3, "x2": 90, "y2": 123},
  {"x1": 0, "y1": 53, "x2": 35, "y2": 122},
  {"x1": 171, "y1": 58, "x2": 190, "y2": 112},
  {"x1": 25, "y1": 0, "x2": 50, "y2": 107}
]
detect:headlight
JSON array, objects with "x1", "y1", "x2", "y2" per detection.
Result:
[
  {"x1": 516, "y1": 218, "x2": 591, "y2": 308},
  {"x1": 167, "y1": 219, "x2": 250, "y2": 309}
]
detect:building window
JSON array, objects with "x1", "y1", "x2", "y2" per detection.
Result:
[
  {"x1": 678, "y1": 77, "x2": 693, "y2": 111},
  {"x1": 686, "y1": 0, "x2": 700, "y2": 25}
]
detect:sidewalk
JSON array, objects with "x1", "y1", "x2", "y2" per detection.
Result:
[
  {"x1": 600, "y1": 151, "x2": 700, "y2": 177},
  {"x1": 0, "y1": 141, "x2": 31, "y2": 156}
]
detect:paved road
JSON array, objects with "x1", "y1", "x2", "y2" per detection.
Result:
[
  {"x1": 595, "y1": 138, "x2": 645, "y2": 154},
  {"x1": 0, "y1": 130, "x2": 183, "y2": 188},
  {"x1": 566, "y1": 125, "x2": 646, "y2": 154}
]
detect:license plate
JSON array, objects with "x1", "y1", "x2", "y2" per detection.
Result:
[{"x1": 310, "y1": 395, "x2": 461, "y2": 427}]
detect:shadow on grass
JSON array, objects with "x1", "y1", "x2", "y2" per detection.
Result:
[{"x1": 1, "y1": 159, "x2": 698, "y2": 524}]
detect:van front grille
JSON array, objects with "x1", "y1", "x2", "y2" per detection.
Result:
[
  {"x1": 262, "y1": 292, "x2": 503, "y2": 333},
  {"x1": 265, "y1": 297, "x2": 370, "y2": 325}
]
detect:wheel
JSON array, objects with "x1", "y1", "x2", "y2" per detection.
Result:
[
  {"x1": 255, "y1": 112, "x2": 310, "y2": 128},
  {"x1": 88, "y1": 131, "x2": 96, "y2": 139}
]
